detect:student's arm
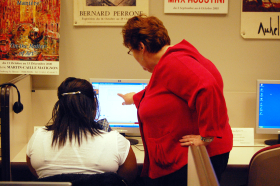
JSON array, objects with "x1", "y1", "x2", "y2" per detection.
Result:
[
  {"x1": 26, "y1": 155, "x2": 38, "y2": 178},
  {"x1": 117, "y1": 146, "x2": 138, "y2": 185}
]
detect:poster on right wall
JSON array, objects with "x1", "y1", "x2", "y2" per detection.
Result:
[{"x1": 241, "y1": 0, "x2": 280, "y2": 39}]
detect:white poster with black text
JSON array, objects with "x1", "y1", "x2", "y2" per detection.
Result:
[
  {"x1": 241, "y1": 0, "x2": 280, "y2": 39},
  {"x1": 74, "y1": 0, "x2": 149, "y2": 26}
]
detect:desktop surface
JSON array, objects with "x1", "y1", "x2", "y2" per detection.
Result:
[
  {"x1": 10, "y1": 137, "x2": 267, "y2": 167},
  {"x1": 130, "y1": 138, "x2": 266, "y2": 166}
]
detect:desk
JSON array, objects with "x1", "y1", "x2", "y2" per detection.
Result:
[
  {"x1": 129, "y1": 138, "x2": 267, "y2": 166},
  {"x1": 11, "y1": 138, "x2": 267, "y2": 166},
  {"x1": 129, "y1": 138, "x2": 267, "y2": 186},
  {"x1": 8, "y1": 138, "x2": 267, "y2": 185},
  {"x1": 227, "y1": 139, "x2": 266, "y2": 166}
]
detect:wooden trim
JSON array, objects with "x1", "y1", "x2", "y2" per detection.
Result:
[{"x1": 8, "y1": 75, "x2": 29, "y2": 85}]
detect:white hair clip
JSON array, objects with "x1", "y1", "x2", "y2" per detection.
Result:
[{"x1": 61, "y1": 91, "x2": 81, "y2": 96}]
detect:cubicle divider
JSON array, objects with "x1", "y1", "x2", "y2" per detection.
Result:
[
  {"x1": 0, "y1": 75, "x2": 33, "y2": 181},
  {"x1": 1, "y1": 81, "x2": 11, "y2": 181},
  {"x1": 188, "y1": 145, "x2": 219, "y2": 186}
]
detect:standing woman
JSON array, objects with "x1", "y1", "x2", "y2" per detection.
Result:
[
  {"x1": 118, "y1": 15, "x2": 233, "y2": 186},
  {"x1": 26, "y1": 77, "x2": 137, "y2": 185}
]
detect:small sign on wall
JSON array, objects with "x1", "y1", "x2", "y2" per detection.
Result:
[
  {"x1": 241, "y1": 0, "x2": 280, "y2": 39},
  {"x1": 164, "y1": 0, "x2": 228, "y2": 14},
  {"x1": 232, "y1": 128, "x2": 254, "y2": 146}
]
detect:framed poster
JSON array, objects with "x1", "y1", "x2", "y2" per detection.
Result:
[
  {"x1": 73, "y1": 0, "x2": 149, "y2": 26},
  {"x1": 0, "y1": 0, "x2": 60, "y2": 75},
  {"x1": 241, "y1": 0, "x2": 280, "y2": 39},
  {"x1": 164, "y1": 0, "x2": 228, "y2": 14}
]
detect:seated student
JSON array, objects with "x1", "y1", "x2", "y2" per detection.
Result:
[{"x1": 26, "y1": 77, "x2": 138, "y2": 185}]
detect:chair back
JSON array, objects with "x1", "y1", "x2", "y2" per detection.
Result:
[
  {"x1": 0, "y1": 182, "x2": 71, "y2": 186},
  {"x1": 247, "y1": 144, "x2": 280, "y2": 186},
  {"x1": 37, "y1": 173, "x2": 127, "y2": 186}
]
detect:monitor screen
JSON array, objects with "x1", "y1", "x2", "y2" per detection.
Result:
[
  {"x1": 89, "y1": 78, "x2": 149, "y2": 137},
  {"x1": 256, "y1": 79, "x2": 280, "y2": 145}
]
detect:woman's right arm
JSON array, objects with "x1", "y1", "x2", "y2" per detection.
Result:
[
  {"x1": 117, "y1": 146, "x2": 138, "y2": 185},
  {"x1": 117, "y1": 92, "x2": 136, "y2": 105}
]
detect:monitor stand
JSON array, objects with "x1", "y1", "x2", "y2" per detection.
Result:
[
  {"x1": 264, "y1": 134, "x2": 280, "y2": 145},
  {"x1": 120, "y1": 133, "x2": 139, "y2": 145}
]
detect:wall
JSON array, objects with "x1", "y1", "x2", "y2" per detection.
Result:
[
  {"x1": 29, "y1": 0, "x2": 280, "y2": 91},
  {"x1": 0, "y1": 75, "x2": 19, "y2": 85},
  {"x1": 1, "y1": 1, "x2": 279, "y2": 139}
]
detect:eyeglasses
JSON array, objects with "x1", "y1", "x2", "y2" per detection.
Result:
[{"x1": 127, "y1": 49, "x2": 133, "y2": 56}]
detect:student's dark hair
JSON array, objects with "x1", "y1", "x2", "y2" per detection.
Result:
[
  {"x1": 46, "y1": 77, "x2": 100, "y2": 148},
  {"x1": 122, "y1": 14, "x2": 170, "y2": 53}
]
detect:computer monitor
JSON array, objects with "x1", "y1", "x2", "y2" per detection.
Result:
[
  {"x1": 256, "y1": 79, "x2": 280, "y2": 145},
  {"x1": 89, "y1": 78, "x2": 149, "y2": 144}
]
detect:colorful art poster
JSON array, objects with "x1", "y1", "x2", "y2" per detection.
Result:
[
  {"x1": 241, "y1": 0, "x2": 280, "y2": 39},
  {"x1": 73, "y1": 0, "x2": 149, "y2": 26},
  {"x1": 164, "y1": 0, "x2": 228, "y2": 14},
  {"x1": 0, "y1": 0, "x2": 60, "y2": 75}
]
